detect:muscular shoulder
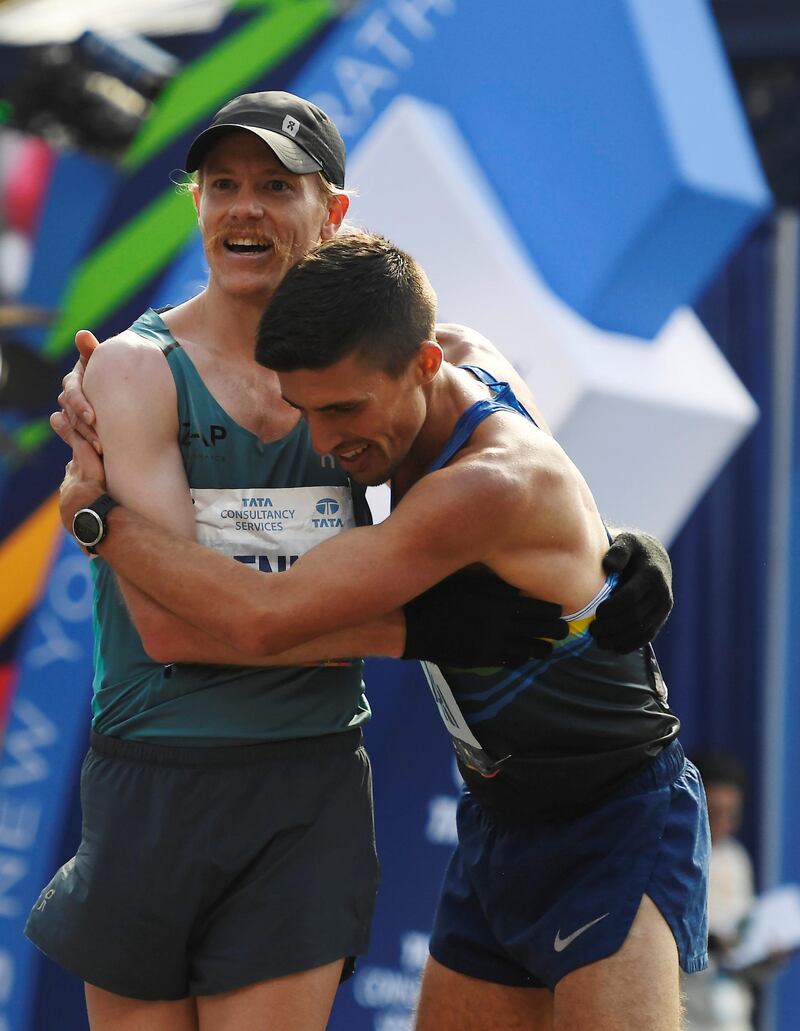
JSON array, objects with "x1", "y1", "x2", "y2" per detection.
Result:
[
  {"x1": 84, "y1": 330, "x2": 176, "y2": 408},
  {"x1": 469, "y1": 412, "x2": 566, "y2": 488},
  {"x1": 458, "y1": 419, "x2": 582, "y2": 534},
  {"x1": 401, "y1": 444, "x2": 530, "y2": 551},
  {"x1": 85, "y1": 329, "x2": 167, "y2": 379},
  {"x1": 83, "y1": 329, "x2": 178, "y2": 446}
]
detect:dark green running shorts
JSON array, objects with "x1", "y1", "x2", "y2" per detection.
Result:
[{"x1": 25, "y1": 728, "x2": 379, "y2": 1000}]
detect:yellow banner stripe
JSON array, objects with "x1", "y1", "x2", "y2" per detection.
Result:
[{"x1": 0, "y1": 494, "x2": 63, "y2": 640}]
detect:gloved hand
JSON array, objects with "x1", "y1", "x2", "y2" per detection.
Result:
[
  {"x1": 403, "y1": 572, "x2": 568, "y2": 666},
  {"x1": 590, "y1": 530, "x2": 673, "y2": 653}
]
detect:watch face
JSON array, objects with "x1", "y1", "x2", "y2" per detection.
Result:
[{"x1": 73, "y1": 509, "x2": 103, "y2": 547}]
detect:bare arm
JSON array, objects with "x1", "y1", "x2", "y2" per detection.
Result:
[
  {"x1": 136, "y1": 590, "x2": 405, "y2": 665},
  {"x1": 436, "y1": 324, "x2": 675, "y2": 650},
  {"x1": 84, "y1": 332, "x2": 197, "y2": 538},
  {"x1": 82, "y1": 332, "x2": 204, "y2": 658},
  {"x1": 58, "y1": 435, "x2": 524, "y2": 657},
  {"x1": 75, "y1": 334, "x2": 407, "y2": 664},
  {"x1": 67, "y1": 326, "x2": 671, "y2": 658}
]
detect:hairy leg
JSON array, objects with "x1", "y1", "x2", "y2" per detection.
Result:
[
  {"x1": 85, "y1": 985, "x2": 199, "y2": 1031},
  {"x1": 414, "y1": 956, "x2": 553, "y2": 1031},
  {"x1": 197, "y1": 958, "x2": 345, "y2": 1031},
  {"x1": 553, "y1": 895, "x2": 680, "y2": 1031}
]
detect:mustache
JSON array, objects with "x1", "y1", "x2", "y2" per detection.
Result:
[{"x1": 204, "y1": 227, "x2": 294, "y2": 263}]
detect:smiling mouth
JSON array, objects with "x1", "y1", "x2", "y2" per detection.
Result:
[
  {"x1": 224, "y1": 237, "x2": 272, "y2": 255},
  {"x1": 336, "y1": 444, "x2": 370, "y2": 465}
]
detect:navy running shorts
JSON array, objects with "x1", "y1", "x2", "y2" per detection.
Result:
[
  {"x1": 429, "y1": 740, "x2": 709, "y2": 989},
  {"x1": 25, "y1": 728, "x2": 380, "y2": 1000}
]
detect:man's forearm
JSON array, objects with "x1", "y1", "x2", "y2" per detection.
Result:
[
  {"x1": 120, "y1": 575, "x2": 405, "y2": 664},
  {"x1": 97, "y1": 506, "x2": 284, "y2": 649},
  {"x1": 96, "y1": 506, "x2": 387, "y2": 656}
]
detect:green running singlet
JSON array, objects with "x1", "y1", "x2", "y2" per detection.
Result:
[{"x1": 90, "y1": 308, "x2": 371, "y2": 745}]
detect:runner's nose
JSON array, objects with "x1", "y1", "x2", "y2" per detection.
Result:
[
  {"x1": 305, "y1": 415, "x2": 340, "y2": 457},
  {"x1": 229, "y1": 186, "x2": 265, "y2": 219}
]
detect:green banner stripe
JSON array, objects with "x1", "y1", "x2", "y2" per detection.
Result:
[
  {"x1": 25, "y1": 0, "x2": 336, "y2": 446},
  {"x1": 43, "y1": 189, "x2": 198, "y2": 358},
  {"x1": 123, "y1": 0, "x2": 333, "y2": 171},
  {"x1": 14, "y1": 418, "x2": 51, "y2": 452},
  {"x1": 44, "y1": 0, "x2": 335, "y2": 360}
]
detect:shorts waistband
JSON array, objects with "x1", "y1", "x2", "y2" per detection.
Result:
[
  {"x1": 89, "y1": 728, "x2": 363, "y2": 768},
  {"x1": 614, "y1": 738, "x2": 685, "y2": 799}
]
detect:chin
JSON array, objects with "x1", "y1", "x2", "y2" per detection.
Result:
[
  {"x1": 346, "y1": 464, "x2": 392, "y2": 487},
  {"x1": 222, "y1": 277, "x2": 276, "y2": 302},
  {"x1": 364, "y1": 461, "x2": 401, "y2": 487}
]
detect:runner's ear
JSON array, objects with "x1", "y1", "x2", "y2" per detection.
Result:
[
  {"x1": 416, "y1": 341, "x2": 443, "y2": 383},
  {"x1": 321, "y1": 194, "x2": 349, "y2": 239}
]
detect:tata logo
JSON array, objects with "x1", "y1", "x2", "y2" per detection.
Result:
[
  {"x1": 313, "y1": 497, "x2": 344, "y2": 528},
  {"x1": 180, "y1": 422, "x2": 227, "y2": 447}
]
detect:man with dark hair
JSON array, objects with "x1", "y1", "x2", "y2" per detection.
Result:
[
  {"x1": 51, "y1": 230, "x2": 704, "y2": 1031},
  {"x1": 34, "y1": 93, "x2": 671, "y2": 1030}
]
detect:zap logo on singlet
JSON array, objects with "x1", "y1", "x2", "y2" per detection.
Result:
[
  {"x1": 180, "y1": 422, "x2": 227, "y2": 447},
  {"x1": 190, "y1": 486, "x2": 356, "y2": 572}
]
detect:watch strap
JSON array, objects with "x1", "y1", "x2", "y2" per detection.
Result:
[
  {"x1": 76, "y1": 493, "x2": 119, "y2": 553},
  {"x1": 88, "y1": 493, "x2": 120, "y2": 523}
]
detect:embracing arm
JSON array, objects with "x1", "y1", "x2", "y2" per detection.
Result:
[
  {"x1": 436, "y1": 323, "x2": 673, "y2": 650},
  {"x1": 79, "y1": 334, "x2": 407, "y2": 664},
  {"x1": 61, "y1": 455, "x2": 514, "y2": 658},
  {"x1": 54, "y1": 401, "x2": 570, "y2": 668},
  {"x1": 590, "y1": 527, "x2": 673, "y2": 651},
  {"x1": 135, "y1": 591, "x2": 405, "y2": 665}
]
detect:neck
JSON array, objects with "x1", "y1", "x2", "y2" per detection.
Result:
[
  {"x1": 179, "y1": 278, "x2": 274, "y2": 361},
  {"x1": 401, "y1": 363, "x2": 486, "y2": 483}
]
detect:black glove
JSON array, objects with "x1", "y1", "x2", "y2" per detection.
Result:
[
  {"x1": 589, "y1": 530, "x2": 673, "y2": 653},
  {"x1": 403, "y1": 572, "x2": 568, "y2": 666}
]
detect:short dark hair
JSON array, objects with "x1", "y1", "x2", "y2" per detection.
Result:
[{"x1": 255, "y1": 232, "x2": 437, "y2": 377}]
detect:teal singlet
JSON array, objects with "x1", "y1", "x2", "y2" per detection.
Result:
[{"x1": 90, "y1": 308, "x2": 371, "y2": 745}]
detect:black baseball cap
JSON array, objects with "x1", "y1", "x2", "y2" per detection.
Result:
[{"x1": 185, "y1": 91, "x2": 346, "y2": 188}]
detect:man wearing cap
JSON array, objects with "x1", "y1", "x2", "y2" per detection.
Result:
[{"x1": 31, "y1": 92, "x2": 674, "y2": 1030}]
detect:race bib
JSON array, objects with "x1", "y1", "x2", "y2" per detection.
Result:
[
  {"x1": 190, "y1": 486, "x2": 356, "y2": 572},
  {"x1": 421, "y1": 662, "x2": 509, "y2": 778}
]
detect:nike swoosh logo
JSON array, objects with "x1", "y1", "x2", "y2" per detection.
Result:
[{"x1": 553, "y1": 912, "x2": 610, "y2": 952}]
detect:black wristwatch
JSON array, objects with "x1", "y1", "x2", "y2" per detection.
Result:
[{"x1": 72, "y1": 494, "x2": 119, "y2": 554}]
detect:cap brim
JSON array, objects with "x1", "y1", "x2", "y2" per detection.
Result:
[{"x1": 185, "y1": 124, "x2": 322, "y2": 175}]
